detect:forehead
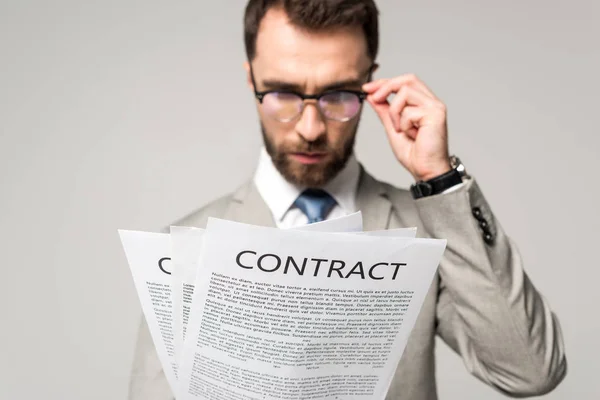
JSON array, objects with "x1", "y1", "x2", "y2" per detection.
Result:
[{"x1": 253, "y1": 8, "x2": 371, "y2": 82}]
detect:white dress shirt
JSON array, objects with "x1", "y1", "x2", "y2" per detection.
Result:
[
  {"x1": 253, "y1": 147, "x2": 465, "y2": 229},
  {"x1": 253, "y1": 147, "x2": 360, "y2": 229}
]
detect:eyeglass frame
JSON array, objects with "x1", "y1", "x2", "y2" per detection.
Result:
[{"x1": 249, "y1": 64, "x2": 376, "y2": 122}]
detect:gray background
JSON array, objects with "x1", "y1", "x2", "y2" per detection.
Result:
[{"x1": 1, "y1": 0, "x2": 598, "y2": 399}]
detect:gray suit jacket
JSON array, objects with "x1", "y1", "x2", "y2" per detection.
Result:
[{"x1": 128, "y1": 167, "x2": 566, "y2": 400}]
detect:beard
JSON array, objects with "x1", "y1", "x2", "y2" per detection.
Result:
[{"x1": 261, "y1": 123, "x2": 357, "y2": 187}]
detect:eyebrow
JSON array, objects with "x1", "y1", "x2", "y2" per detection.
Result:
[{"x1": 260, "y1": 78, "x2": 364, "y2": 92}]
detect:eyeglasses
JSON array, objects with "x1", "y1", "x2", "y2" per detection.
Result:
[
  {"x1": 250, "y1": 66, "x2": 373, "y2": 123},
  {"x1": 254, "y1": 89, "x2": 367, "y2": 122}
]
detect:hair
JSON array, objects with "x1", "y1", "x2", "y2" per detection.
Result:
[{"x1": 244, "y1": 0, "x2": 379, "y2": 62}]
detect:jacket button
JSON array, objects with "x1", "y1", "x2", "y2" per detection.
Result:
[
  {"x1": 479, "y1": 220, "x2": 488, "y2": 229},
  {"x1": 472, "y1": 207, "x2": 482, "y2": 219},
  {"x1": 483, "y1": 232, "x2": 494, "y2": 245}
]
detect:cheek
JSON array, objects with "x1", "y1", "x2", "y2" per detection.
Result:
[
  {"x1": 261, "y1": 113, "x2": 295, "y2": 143},
  {"x1": 326, "y1": 120, "x2": 358, "y2": 145}
]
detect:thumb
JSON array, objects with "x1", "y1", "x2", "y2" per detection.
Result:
[
  {"x1": 367, "y1": 96, "x2": 395, "y2": 134},
  {"x1": 366, "y1": 95, "x2": 414, "y2": 170}
]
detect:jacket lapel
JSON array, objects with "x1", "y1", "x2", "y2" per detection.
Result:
[
  {"x1": 355, "y1": 166, "x2": 393, "y2": 231},
  {"x1": 223, "y1": 180, "x2": 276, "y2": 228}
]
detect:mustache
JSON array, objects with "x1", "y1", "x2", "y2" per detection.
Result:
[{"x1": 282, "y1": 137, "x2": 330, "y2": 153}]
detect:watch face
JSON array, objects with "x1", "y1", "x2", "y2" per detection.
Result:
[
  {"x1": 450, "y1": 155, "x2": 460, "y2": 169},
  {"x1": 450, "y1": 155, "x2": 468, "y2": 178}
]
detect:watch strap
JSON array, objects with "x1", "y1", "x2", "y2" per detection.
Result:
[{"x1": 410, "y1": 168, "x2": 463, "y2": 199}]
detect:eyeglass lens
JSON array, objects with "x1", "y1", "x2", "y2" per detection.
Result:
[{"x1": 261, "y1": 91, "x2": 362, "y2": 122}]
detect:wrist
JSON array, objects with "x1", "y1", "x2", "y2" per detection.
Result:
[
  {"x1": 414, "y1": 161, "x2": 452, "y2": 182},
  {"x1": 410, "y1": 155, "x2": 466, "y2": 199}
]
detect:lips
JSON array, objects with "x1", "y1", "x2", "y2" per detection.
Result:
[{"x1": 289, "y1": 152, "x2": 327, "y2": 165}]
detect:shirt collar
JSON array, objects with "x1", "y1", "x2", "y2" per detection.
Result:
[{"x1": 253, "y1": 147, "x2": 360, "y2": 223}]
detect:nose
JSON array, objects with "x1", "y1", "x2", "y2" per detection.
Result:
[{"x1": 294, "y1": 101, "x2": 326, "y2": 142}]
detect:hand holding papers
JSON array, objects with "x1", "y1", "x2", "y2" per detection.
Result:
[{"x1": 119, "y1": 213, "x2": 446, "y2": 400}]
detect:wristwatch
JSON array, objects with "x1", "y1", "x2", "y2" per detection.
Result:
[{"x1": 410, "y1": 155, "x2": 468, "y2": 199}]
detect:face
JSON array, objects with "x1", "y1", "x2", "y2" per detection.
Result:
[{"x1": 246, "y1": 7, "x2": 373, "y2": 187}]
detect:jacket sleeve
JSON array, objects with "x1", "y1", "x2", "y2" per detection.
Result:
[
  {"x1": 415, "y1": 178, "x2": 567, "y2": 397},
  {"x1": 128, "y1": 315, "x2": 174, "y2": 400}
]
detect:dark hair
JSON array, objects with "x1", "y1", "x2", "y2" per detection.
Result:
[{"x1": 244, "y1": 0, "x2": 379, "y2": 62}]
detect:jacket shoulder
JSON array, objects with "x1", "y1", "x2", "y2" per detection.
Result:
[
  {"x1": 361, "y1": 167, "x2": 414, "y2": 209},
  {"x1": 381, "y1": 179, "x2": 421, "y2": 216},
  {"x1": 380, "y1": 180, "x2": 412, "y2": 204},
  {"x1": 169, "y1": 192, "x2": 233, "y2": 229},
  {"x1": 358, "y1": 168, "x2": 423, "y2": 229}
]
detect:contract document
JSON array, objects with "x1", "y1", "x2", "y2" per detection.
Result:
[
  {"x1": 168, "y1": 214, "x2": 418, "y2": 369},
  {"x1": 168, "y1": 213, "x2": 365, "y2": 368},
  {"x1": 120, "y1": 213, "x2": 366, "y2": 393},
  {"x1": 175, "y1": 218, "x2": 446, "y2": 400},
  {"x1": 119, "y1": 230, "x2": 178, "y2": 390}
]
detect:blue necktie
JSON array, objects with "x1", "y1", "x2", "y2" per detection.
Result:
[{"x1": 293, "y1": 189, "x2": 337, "y2": 224}]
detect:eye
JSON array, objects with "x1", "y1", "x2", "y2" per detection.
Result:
[
  {"x1": 322, "y1": 91, "x2": 345, "y2": 103},
  {"x1": 271, "y1": 92, "x2": 301, "y2": 102},
  {"x1": 319, "y1": 91, "x2": 362, "y2": 122}
]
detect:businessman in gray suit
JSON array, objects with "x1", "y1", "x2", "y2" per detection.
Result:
[{"x1": 128, "y1": 1, "x2": 567, "y2": 399}]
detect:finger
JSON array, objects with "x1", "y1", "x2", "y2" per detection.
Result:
[
  {"x1": 397, "y1": 106, "x2": 423, "y2": 140},
  {"x1": 367, "y1": 95, "x2": 415, "y2": 167},
  {"x1": 387, "y1": 130, "x2": 414, "y2": 159},
  {"x1": 388, "y1": 86, "x2": 409, "y2": 131},
  {"x1": 372, "y1": 80, "x2": 434, "y2": 104},
  {"x1": 366, "y1": 95, "x2": 395, "y2": 134},
  {"x1": 404, "y1": 74, "x2": 436, "y2": 98},
  {"x1": 394, "y1": 74, "x2": 436, "y2": 98},
  {"x1": 362, "y1": 78, "x2": 388, "y2": 93},
  {"x1": 390, "y1": 94, "x2": 423, "y2": 139},
  {"x1": 371, "y1": 75, "x2": 436, "y2": 102},
  {"x1": 387, "y1": 85, "x2": 433, "y2": 129}
]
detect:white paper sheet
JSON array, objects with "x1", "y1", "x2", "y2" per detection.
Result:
[
  {"x1": 169, "y1": 212, "x2": 365, "y2": 366},
  {"x1": 168, "y1": 215, "x2": 418, "y2": 374},
  {"x1": 170, "y1": 226, "x2": 206, "y2": 362},
  {"x1": 118, "y1": 230, "x2": 179, "y2": 393},
  {"x1": 119, "y1": 212, "x2": 421, "y2": 397},
  {"x1": 359, "y1": 227, "x2": 417, "y2": 237},
  {"x1": 176, "y1": 218, "x2": 446, "y2": 400}
]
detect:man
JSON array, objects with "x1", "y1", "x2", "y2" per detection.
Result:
[{"x1": 129, "y1": 1, "x2": 567, "y2": 399}]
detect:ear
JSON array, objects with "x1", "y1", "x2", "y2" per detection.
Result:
[{"x1": 243, "y1": 61, "x2": 254, "y2": 90}]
